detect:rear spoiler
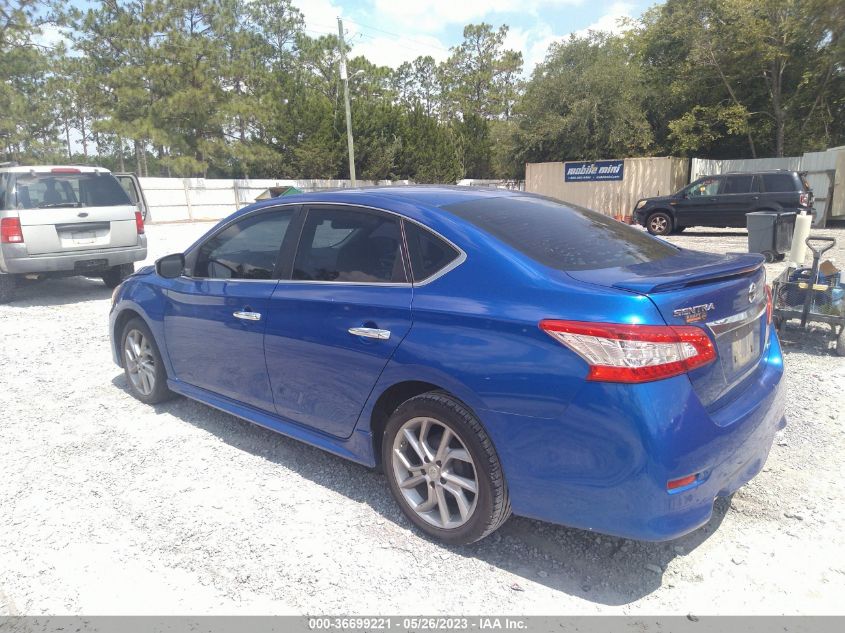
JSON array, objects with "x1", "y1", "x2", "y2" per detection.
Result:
[{"x1": 611, "y1": 253, "x2": 764, "y2": 293}]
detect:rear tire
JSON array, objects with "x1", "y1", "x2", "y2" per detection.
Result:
[
  {"x1": 102, "y1": 263, "x2": 134, "y2": 289},
  {"x1": 761, "y1": 251, "x2": 776, "y2": 263},
  {"x1": 382, "y1": 392, "x2": 510, "y2": 544},
  {"x1": 836, "y1": 327, "x2": 845, "y2": 357},
  {"x1": 120, "y1": 317, "x2": 173, "y2": 404},
  {"x1": 646, "y1": 212, "x2": 672, "y2": 236},
  {"x1": 0, "y1": 274, "x2": 16, "y2": 303}
]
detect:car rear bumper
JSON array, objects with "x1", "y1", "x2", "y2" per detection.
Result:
[
  {"x1": 480, "y1": 328, "x2": 785, "y2": 541},
  {"x1": 0, "y1": 239, "x2": 147, "y2": 274}
]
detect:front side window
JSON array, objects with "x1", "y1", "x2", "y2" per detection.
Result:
[
  {"x1": 720, "y1": 175, "x2": 755, "y2": 194},
  {"x1": 293, "y1": 207, "x2": 406, "y2": 283},
  {"x1": 685, "y1": 178, "x2": 720, "y2": 197},
  {"x1": 193, "y1": 210, "x2": 294, "y2": 280}
]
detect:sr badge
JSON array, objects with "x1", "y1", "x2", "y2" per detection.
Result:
[{"x1": 673, "y1": 303, "x2": 716, "y2": 323}]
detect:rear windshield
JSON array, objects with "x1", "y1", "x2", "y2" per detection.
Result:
[
  {"x1": 5, "y1": 172, "x2": 132, "y2": 210},
  {"x1": 442, "y1": 196, "x2": 678, "y2": 271}
]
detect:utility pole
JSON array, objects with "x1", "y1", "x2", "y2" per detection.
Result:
[{"x1": 337, "y1": 17, "x2": 357, "y2": 186}]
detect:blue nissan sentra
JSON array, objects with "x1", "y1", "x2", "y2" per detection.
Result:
[{"x1": 109, "y1": 187, "x2": 786, "y2": 544}]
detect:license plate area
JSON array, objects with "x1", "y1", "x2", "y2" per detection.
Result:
[
  {"x1": 71, "y1": 231, "x2": 96, "y2": 244},
  {"x1": 73, "y1": 258, "x2": 108, "y2": 273},
  {"x1": 727, "y1": 321, "x2": 761, "y2": 371}
]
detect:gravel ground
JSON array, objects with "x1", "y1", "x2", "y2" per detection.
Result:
[{"x1": 1, "y1": 221, "x2": 844, "y2": 616}]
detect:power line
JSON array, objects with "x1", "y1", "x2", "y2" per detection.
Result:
[
  {"x1": 342, "y1": 18, "x2": 453, "y2": 54},
  {"x1": 306, "y1": 17, "x2": 452, "y2": 57}
]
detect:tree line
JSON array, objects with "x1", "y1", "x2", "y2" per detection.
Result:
[{"x1": 1, "y1": 0, "x2": 842, "y2": 180}]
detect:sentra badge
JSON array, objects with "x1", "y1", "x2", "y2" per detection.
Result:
[{"x1": 673, "y1": 303, "x2": 715, "y2": 323}]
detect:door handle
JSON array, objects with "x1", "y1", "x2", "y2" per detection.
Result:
[
  {"x1": 348, "y1": 327, "x2": 391, "y2": 340},
  {"x1": 752, "y1": 196, "x2": 760, "y2": 200},
  {"x1": 233, "y1": 310, "x2": 262, "y2": 321}
]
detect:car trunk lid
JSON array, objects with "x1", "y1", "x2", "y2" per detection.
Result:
[
  {"x1": 17, "y1": 204, "x2": 139, "y2": 255},
  {"x1": 568, "y1": 250, "x2": 769, "y2": 409}
]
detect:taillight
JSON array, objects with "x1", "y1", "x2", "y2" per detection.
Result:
[
  {"x1": 0, "y1": 217, "x2": 24, "y2": 244},
  {"x1": 135, "y1": 210, "x2": 144, "y2": 234},
  {"x1": 539, "y1": 320, "x2": 716, "y2": 383},
  {"x1": 765, "y1": 284, "x2": 773, "y2": 324},
  {"x1": 799, "y1": 192, "x2": 810, "y2": 207}
]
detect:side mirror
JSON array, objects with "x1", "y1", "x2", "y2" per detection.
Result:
[{"x1": 156, "y1": 253, "x2": 185, "y2": 279}]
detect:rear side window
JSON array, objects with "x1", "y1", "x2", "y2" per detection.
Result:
[
  {"x1": 721, "y1": 175, "x2": 755, "y2": 194},
  {"x1": 193, "y1": 210, "x2": 293, "y2": 280},
  {"x1": 404, "y1": 221, "x2": 460, "y2": 282},
  {"x1": 293, "y1": 207, "x2": 406, "y2": 283},
  {"x1": 8, "y1": 172, "x2": 131, "y2": 209},
  {"x1": 762, "y1": 173, "x2": 797, "y2": 193},
  {"x1": 442, "y1": 196, "x2": 677, "y2": 271}
]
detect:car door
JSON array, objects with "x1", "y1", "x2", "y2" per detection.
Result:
[
  {"x1": 264, "y1": 205, "x2": 413, "y2": 438},
  {"x1": 162, "y1": 207, "x2": 298, "y2": 412},
  {"x1": 115, "y1": 173, "x2": 150, "y2": 221},
  {"x1": 673, "y1": 177, "x2": 722, "y2": 227},
  {"x1": 717, "y1": 174, "x2": 757, "y2": 227}
]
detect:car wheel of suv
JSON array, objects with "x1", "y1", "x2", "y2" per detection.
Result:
[
  {"x1": 102, "y1": 263, "x2": 134, "y2": 289},
  {"x1": 121, "y1": 317, "x2": 173, "y2": 404},
  {"x1": 382, "y1": 391, "x2": 511, "y2": 544},
  {"x1": 646, "y1": 212, "x2": 672, "y2": 236},
  {"x1": 0, "y1": 274, "x2": 16, "y2": 303}
]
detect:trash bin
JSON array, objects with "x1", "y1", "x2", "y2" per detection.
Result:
[{"x1": 747, "y1": 211, "x2": 796, "y2": 262}]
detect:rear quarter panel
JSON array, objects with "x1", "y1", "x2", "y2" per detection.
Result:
[{"x1": 358, "y1": 233, "x2": 668, "y2": 439}]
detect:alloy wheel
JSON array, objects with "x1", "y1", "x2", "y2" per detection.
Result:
[
  {"x1": 124, "y1": 329, "x2": 156, "y2": 396},
  {"x1": 649, "y1": 215, "x2": 669, "y2": 234},
  {"x1": 391, "y1": 416, "x2": 479, "y2": 529}
]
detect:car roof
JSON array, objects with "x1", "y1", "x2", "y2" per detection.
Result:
[
  {"x1": 0, "y1": 165, "x2": 112, "y2": 174},
  {"x1": 719, "y1": 169, "x2": 798, "y2": 175},
  {"x1": 247, "y1": 185, "x2": 524, "y2": 211}
]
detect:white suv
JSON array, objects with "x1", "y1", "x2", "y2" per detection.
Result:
[{"x1": 0, "y1": 165, "x2": 147, "y2": 302}]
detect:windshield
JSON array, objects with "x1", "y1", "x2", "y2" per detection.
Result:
[
  {"x1": 6, "y1": 172, "x2": 132, "y2": 210},
  {"x1": 442, "y1": 195, "x2": 678, "y2": 271}
]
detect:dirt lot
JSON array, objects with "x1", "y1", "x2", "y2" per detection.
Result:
[{"x1": 1, "y1": 221, "x2": 844, "y2": 616}]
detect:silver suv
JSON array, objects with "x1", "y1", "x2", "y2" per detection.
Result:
[{"x1": 0, "y1": 165, "x2": 147, "y2": 302}]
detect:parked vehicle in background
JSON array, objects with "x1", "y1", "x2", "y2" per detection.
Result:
[
  {"x1": 0, "y1": 165, "x2": 147, "y2": 303},
  {"x1": 115, "y1": 173, "x2": 150, "y2": 222},
  {"x1": 634, "y1": 170, "x2": 814, "y2": 235},
  {"x1": 110, "y1": 187, "x2": 785, "y2": 545}
]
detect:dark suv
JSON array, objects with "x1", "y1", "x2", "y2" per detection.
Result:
[{"x1": 633, "y1": 170, "x2": 813, "y2": 235}]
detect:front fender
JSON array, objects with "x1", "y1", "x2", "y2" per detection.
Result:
[{"x1": 109, "y1": 280, "x2": 174, "y2": 377}]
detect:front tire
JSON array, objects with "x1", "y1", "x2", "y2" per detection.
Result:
[
  {"x1": 382, "y1": 392, "x2": 511, "y2": 544},
  {"x1": 120, "y1": 317, "x2": 173, "y2": 404},
  {"x1": 646, "y1": 212, "x2": 673, "y2": 236},
  {"x1": 102, "y1": 263, "x2": 134, "y2": 289}
]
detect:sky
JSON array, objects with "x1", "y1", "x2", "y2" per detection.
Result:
[
  {"x1": 44, "y1": 0, "x2": 654, "y2": 73},
  {"x1": 296, "y1": 0, "x2": 652, "y2": 71}
]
